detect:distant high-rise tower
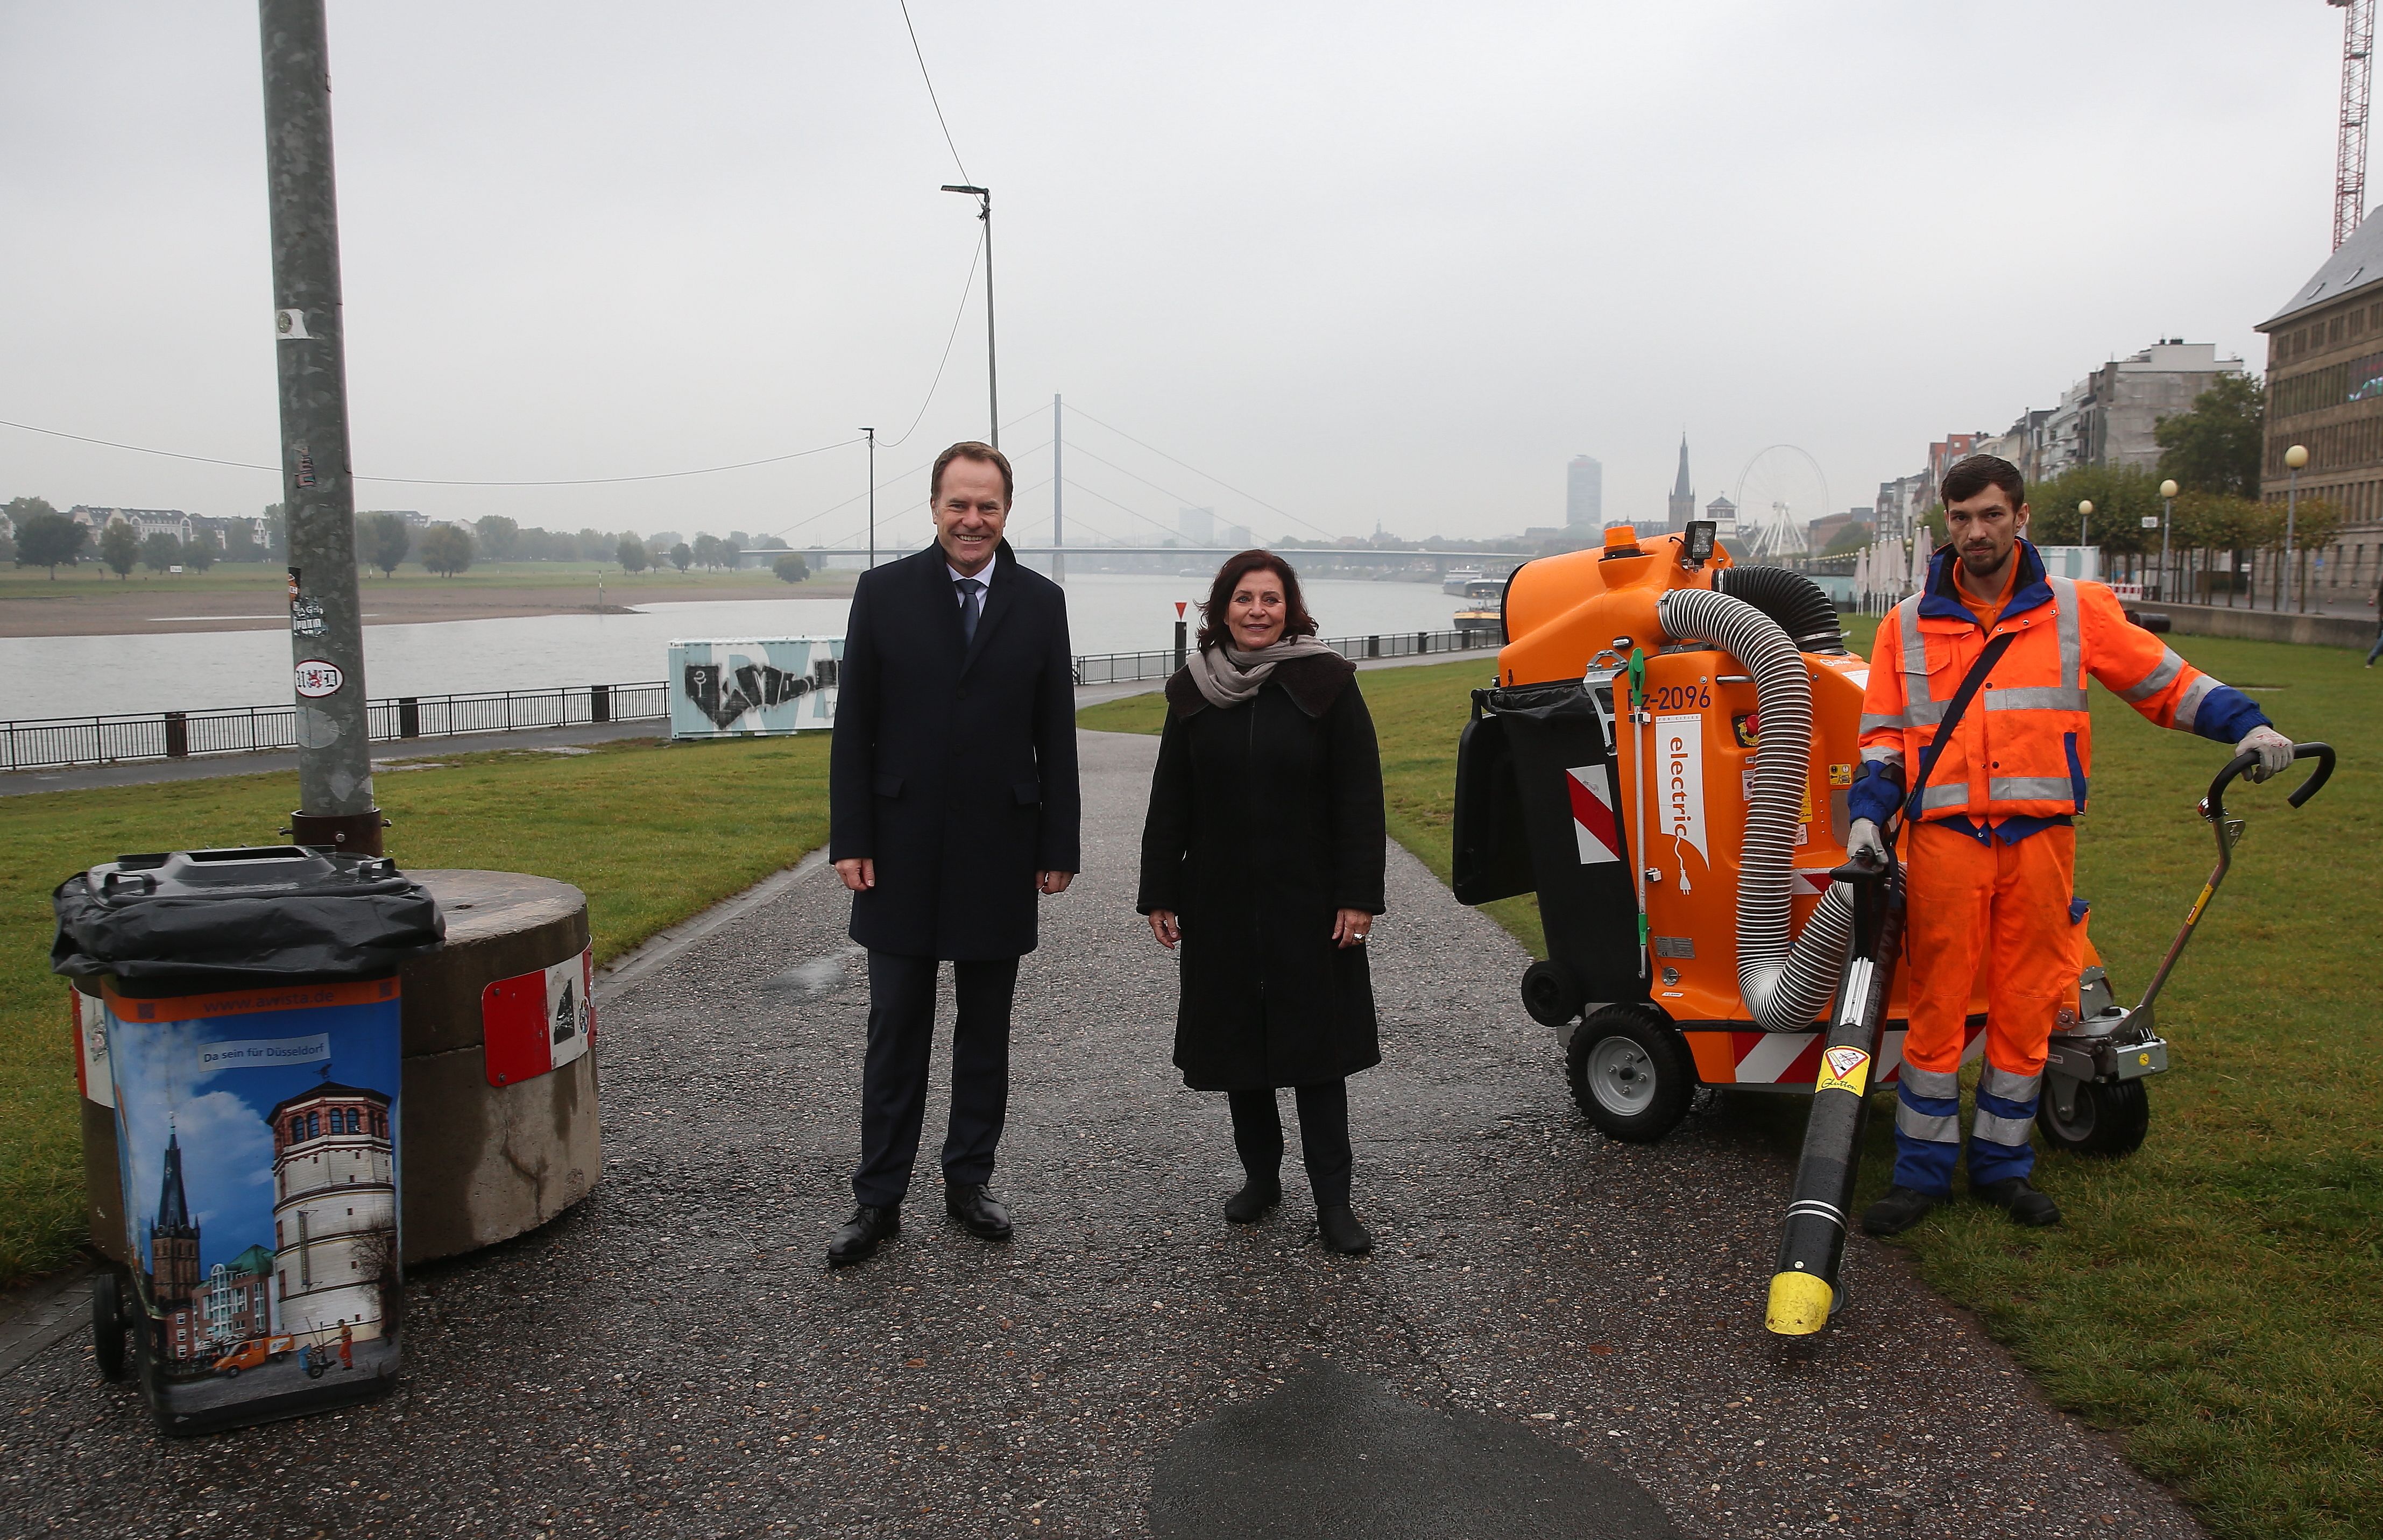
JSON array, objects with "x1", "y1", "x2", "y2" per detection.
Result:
[
  {"x1": 1667, "y1": 436, "x2": 1695, "y2": 532},
  {"x1": 1565, "y1": 456, "x2": 1603, "y2": 531}
]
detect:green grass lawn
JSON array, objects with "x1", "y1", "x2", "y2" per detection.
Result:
[
  {"x1": 1081, "y1": 629, "x2": 2381, "y2": 1540},
  {"x1": 0, "y1": 735, "x2": 830, "y2": 1286}
]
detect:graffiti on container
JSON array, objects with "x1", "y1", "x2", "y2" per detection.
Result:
[{"x1": 682, "y1": 658, "x2": 840, "y2": 730}]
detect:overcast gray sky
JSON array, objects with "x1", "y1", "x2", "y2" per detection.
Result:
[{"x1": 0, "y1": 2, "x2": 2352, "y2": 549}]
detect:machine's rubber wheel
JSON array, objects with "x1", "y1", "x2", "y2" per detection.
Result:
[
  {"x1": 2037, "y1": 1076, "x2": 2150, "y2": 1156},
  {"x1": 1566, "y1": 1004, "x2": 1694, "y2": 1143},
  {"x1": 90, "y1": 1270, "x2": 129, "y2": 1383},
  {"x1": 1521, "y1": 960, "x2": 1585, "y2": 1028}
]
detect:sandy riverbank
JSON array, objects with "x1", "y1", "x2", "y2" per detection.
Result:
[{"x1": 0, "y1": 578, "x2": 856, "y2": 637}]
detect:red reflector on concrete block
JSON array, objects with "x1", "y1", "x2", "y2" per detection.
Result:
[{"x1": 480, "y1": 947, "x2": 594, "y2": 1087}]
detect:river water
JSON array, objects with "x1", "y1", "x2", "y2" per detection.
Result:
[{"x1": 1, "y1": 573, "x2": 1477, "y2": 721}]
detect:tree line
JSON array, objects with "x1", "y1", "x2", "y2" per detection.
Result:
[{"x1": 3, "y1": 497, "x2": 809, "y2": 583}]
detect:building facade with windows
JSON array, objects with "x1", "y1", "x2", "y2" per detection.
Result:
[
  {"x1": 270, "y1": 1084, "x2": 397, "y2": 1345},
  {"x1": 2255, "y1": 219, "x2": 2383, "y2": 606}
]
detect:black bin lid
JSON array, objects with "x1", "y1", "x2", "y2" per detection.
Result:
[{"x1": 53, "y1": 844, "x2": 445, "y2": 987}]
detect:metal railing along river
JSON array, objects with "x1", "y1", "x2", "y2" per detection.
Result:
[{"x1": 2, "y1": 628, "x2": 1495, "y2": 771}]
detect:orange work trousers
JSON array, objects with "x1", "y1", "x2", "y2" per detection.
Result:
[{"x1": 1901, "y1": 818, "x2": 2080, "y2": 1080}]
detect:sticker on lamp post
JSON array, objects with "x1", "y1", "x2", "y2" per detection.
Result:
[{"x1": 294, "y1": 659, "x2": 345, "y2": 698}]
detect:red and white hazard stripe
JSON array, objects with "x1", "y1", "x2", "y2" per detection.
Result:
[{"x1": 1566, "y1": 764, "x2": 1621, "y2": 865}]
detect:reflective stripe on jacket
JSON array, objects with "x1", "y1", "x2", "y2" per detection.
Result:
[{"x1": 1849, "y1": 541, "x2": 2271, "y2": 827}]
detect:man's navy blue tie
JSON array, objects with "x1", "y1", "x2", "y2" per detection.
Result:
[{"x1": 955, "y1": 577, "x2": 984, "y2": 645}]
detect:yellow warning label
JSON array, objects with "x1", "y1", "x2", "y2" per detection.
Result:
[
  {"x1": 1816, "y1": 1045, "x2": 1871, "y2": 1097},
  {"x1": 2184, "y1": 882, "x2": 2215, "y2": 926},
  {"x1": 1828, "y1": 763, "x2": 1853, "y2": 787}
]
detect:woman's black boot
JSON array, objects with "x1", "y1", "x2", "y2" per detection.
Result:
[
  {"x1": 1316, "y1": 1204, "x2": 1373, "y2": 1254},
  {"x1": 1224, "y1": 1174, "x2": 1282, "y2": 1223}
]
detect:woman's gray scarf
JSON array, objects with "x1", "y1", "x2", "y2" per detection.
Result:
[{"x1": 1189, "y1": 634, "x2": 1343, "y2": 710}]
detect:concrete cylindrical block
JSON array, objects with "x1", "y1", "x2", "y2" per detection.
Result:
[{"x1": 398, "y1": 870, "x2": 600, "y2": 1264}]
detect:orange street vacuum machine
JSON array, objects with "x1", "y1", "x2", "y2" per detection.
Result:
[{"x1": 1450, "y1": 521, "x2": 2333, "y2": 1334}]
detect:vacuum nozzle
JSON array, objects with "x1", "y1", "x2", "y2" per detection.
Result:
[{"x1": 1766, "y1": 1269, "x2": 1833, "y2": 1335}]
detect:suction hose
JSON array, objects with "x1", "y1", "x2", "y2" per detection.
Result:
[
  {"x1": 1656, "y1": 588, "x2": 1855, "y2": 1033},
  {"x1": 1714, "y1": 566, "x2": 1847, "y2": 655}
]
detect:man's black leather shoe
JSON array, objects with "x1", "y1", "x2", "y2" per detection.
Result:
[
  {"x1": 946, "y1": 1183, "x2": 1013, "y2": 1241},
  {"x1": 828, "y1": 1205, "x2": 899, "y2": 1267},
  {"x1": 1224, "y1": 1176, "x2": 1282, "y2": 1224},
  {"x1": 1972, "y1": 1176, "x2": 2061, "y2": 1227},
  {"x1": 1316, "y1": 1204, "x2": 1373, "y2": 1255},
  {"x1": 1860, "y1": 1185, "x2": 1946, "y2": 1236}
]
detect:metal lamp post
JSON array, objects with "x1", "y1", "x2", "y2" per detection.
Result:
[
  {"x1": 2159, "y1": 479, "x2": 2177, "y2": 602},
  {"x1": 2077, "y1": 500, "x2": 2094, "y2": 577},
  {"x1": 941, "y1": 184, "x2": 997, "y2": 448},
  {"x1": 862, "y1": 427, "x2": 876, "y2": 571},
  {"x1": 2282, "y1": 444, "x2": 2308, "y2": 611},
  {"x1": 260, "y1": 0, "x2": 380, "y2": 855}
]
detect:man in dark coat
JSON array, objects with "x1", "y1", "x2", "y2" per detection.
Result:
[{"x1": 825, "y1": 441, "x2": 1080, "y2": 1266}]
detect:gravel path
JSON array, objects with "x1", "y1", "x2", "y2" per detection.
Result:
[{"x1": 0, "y1": 728, "x2": 2203, "y2": 1539}]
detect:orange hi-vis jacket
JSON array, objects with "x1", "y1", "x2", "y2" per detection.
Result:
[{"x1": 1849, "y1": 541, "x2": 2271, "y2": 830}]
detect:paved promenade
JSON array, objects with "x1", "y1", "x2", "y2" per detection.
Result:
[{"x1": 0, "y1": 729, "x2": 2202, "y2": 1538}]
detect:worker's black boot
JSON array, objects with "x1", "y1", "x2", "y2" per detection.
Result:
[
  {"x1": 1972, "y1": 1176, "x2": 2061, "y2": 1227},
  {"x1": 1859, "y1": 1184, "x2": 1947, "y2": 1236}
]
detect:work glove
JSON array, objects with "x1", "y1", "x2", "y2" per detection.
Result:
[
  {"x1": 1845, "y1": 818, "x2": 1890, "y2": 869},
  {"x1": 2234, "y1": 725, "x2": 2295, "y2": 783}
]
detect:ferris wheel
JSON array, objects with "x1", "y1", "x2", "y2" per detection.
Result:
[{"x1": 1733, "y1": 445, "x2": 1832, "y2": 563}]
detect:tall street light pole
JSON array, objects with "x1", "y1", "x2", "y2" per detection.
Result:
[
  {"x1": 260, "y1": 0, "x2": 380, "y2": 855},
  {"x1": 2285, "y1": 443, "x2": 2309, "y2": 613},
  {"x1": 2159, "y1": 479, "x2": 2177, "y2": 604},
  {"x1": 2077, "y1": 499, "x2": 2094, "y2": 576},
  {"x1": 942, "y1": 184, "x2": 996, "y2": 448},
  {"x1": 1051, "y1": 392, "x2": 1064, "y2": 583},
  {"x1": 863, "y1": 427, "x2": 876, "y2": 571}
]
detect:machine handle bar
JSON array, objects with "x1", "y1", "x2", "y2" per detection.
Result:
[{"x1": 2206, "y1": 741, "x2": 2335, "y2": 823}]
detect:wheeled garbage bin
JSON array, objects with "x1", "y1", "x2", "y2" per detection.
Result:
[
  {"x1": 51, "y1": 846, "x2": 443, "y2": 1436},
  {"x1": 1452, "y1": 679, "x2": 1649, "y2": 1027}
]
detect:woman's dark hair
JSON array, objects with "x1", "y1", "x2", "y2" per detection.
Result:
[
  {"x1": 1940, "y1": 453, "x2": 2025, "y2": 510},
  {"x1": 1196, "y1": 550, "x2": 1318, "y2": 651}
]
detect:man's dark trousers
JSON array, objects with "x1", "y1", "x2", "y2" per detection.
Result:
[{"x1": 854, "y1": 952, "x2": 1019, "y2": 1208}]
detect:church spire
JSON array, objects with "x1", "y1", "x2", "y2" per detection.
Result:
[
  {"x1": 156, "y1": 1128, "x2": 192, "y2": 1232},
  {"x1": 1667, "y1": 434, "x2": 1697, "y2": 531}
]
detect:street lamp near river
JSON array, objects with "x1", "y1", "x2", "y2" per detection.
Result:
[
  {"x1": 2159, "y1": 479, "x2": 2177, "y2": 602},
  {"x1": 2285, "y1": 444, "x2": 2309, "y2": 613}
]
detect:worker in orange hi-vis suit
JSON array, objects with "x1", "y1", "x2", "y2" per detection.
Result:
[{"x1": 1846, "y1": 455, "x2": 2294, "y2": 1235}]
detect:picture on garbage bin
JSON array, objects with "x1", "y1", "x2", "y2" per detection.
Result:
[{"x1": 103, "y1": 977, "x2": 404, "y2": 1415}]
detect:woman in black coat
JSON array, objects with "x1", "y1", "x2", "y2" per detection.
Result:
[{"x1": 1136, "y1": 551, "x2": 1387, "y2": 1254}]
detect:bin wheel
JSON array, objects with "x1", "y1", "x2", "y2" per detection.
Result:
[
  {"x1": 1520, "y1": 959, "x2": 1585, "y2": 1028},
  {"x1": 90, "y1": 1270, "x2": 129, "y2": 1383},
  {"x1": 2037, "y1": 1075, "x2": 2149, "y2": 1156},
  {"x1": 1566, "y1": 1004, "x2": 1694, "y2": 1144},
  {"x1": 306, "y1": 1360, "x2": 326, "y2": 1380}
]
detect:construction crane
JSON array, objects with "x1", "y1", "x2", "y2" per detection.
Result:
[{"x1": 2332, "y1": 0, "x2": 2376, "y2": 249}]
